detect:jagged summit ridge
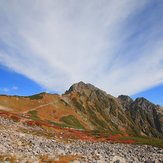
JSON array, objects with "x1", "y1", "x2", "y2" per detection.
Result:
[
  {"x1": 65, "y1": 81, "x2": 107, "y2": 96},
  {"x1": 118, "y1": 95, "x2": 133, "y2": 103}
]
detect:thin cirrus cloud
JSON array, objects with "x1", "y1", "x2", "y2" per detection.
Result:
[
  {"x1": 0, "y1": 0, "x2": 163, "y2": 96},
  {"x1": 12, "y1": 86, "x2": 18, "y2": 90},
  {"x1": 0, "y1": 86, "x2": 18, "y2": 93},
  {"x1": 0, "y1": 88, "x2": 9, "y2": 93}
]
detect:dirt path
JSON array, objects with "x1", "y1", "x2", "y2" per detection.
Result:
[
  {"x1": 23, "y1": 99, "x2": 60, "y2": 113},
  {"x1": 0, "y1": 105, "x2": 13, "y2": 112}
]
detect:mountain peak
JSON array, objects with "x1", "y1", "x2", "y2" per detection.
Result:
[
  {"x1": 65, "y1": 81, "x2": 100, "y2": 95},
  {"x1": 118, "y1": 95, "x2": 133, "y2": 103},
  {"x1": 134, "y1": 97, "x2": 154, "y2": 106}
]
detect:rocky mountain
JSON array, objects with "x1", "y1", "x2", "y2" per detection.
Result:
[
  {"x1": 63, "y1": 82, "x2": 134, "y2": 132},
  {"x1": 118, "y1": 96, "x2": 163, "y2": 137},
  {"x1": 0, "y1": 82, "x2": 163, "y2": 162},
  {"x1": 0, "y1": 81, "x2": 162, "y2": 138}
]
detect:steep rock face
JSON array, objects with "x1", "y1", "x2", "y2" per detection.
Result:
[
  {"x1": 157, "y1": 107, "x2": 163, "y2": 131},
  {"x1": 118, "y1": 96, "x2": 163, "y2": 137},
  {"x1": 63, "y1": 82, "x2": 134, "y2": 132},
  {"x1": 118, "y1": 95, "x2": 133, "y2": 111}
]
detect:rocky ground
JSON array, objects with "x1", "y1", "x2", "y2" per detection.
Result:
[{"x1": 0, "y1": 116, "x2": 163, "y2": 163}]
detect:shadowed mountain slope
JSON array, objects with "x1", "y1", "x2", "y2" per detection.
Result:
[{"x1": 118, "y1": 95, "x2": 163, "y2": 137}]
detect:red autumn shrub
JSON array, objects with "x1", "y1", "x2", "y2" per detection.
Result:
[
  {"x1": 10, "y1": 115, "x2": 21, "y2": 122},
  {"x1": 121, "y1": 139, "x2": 135, "y2": 144},
  {"x1": 25, "y1": 121, "x2": 36, "y2": 126}
]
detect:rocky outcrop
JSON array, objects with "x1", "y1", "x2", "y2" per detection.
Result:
[
  {"x1": 118, "y1": 96, "x2": 163, "y2": 137},
  {"x1": 118, "y1": 95, "x2": 133, "y2": 111}
]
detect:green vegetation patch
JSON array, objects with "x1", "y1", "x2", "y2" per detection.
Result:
[
  {"x1": 47, "y1": 120, "x2": 70, "y2": 128},
  {"x1": 87, "y1": 107, "x2": 109, "y2": 130},
  {"x1": 90, "y1": 129, "x2": 123, "y2": 138},
  {"x1": 28, "y1": 110, "x2": 40, "y2": 120},
  {"x1": 119, "y1": 136, "x2": 163, "y2": 148},
  {"x1": 110, "y1": 129, "x2": 123, "y2": 135},
  {"x1": 90, "y1": 130, "x2": 110, "y2": 138},
  {"x1": 27, "y1": 93, "x2": 44, "y2": 100},
  {"x1": 60, "y1": 115, "x2": 85, "y2": 130}
]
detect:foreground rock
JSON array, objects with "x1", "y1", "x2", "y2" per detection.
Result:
[{"x1": 0, "y1": 116, "x2": 162, "y2": 163}]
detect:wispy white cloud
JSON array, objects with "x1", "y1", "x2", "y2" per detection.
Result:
[
  {"x1": 0, "y1": 0, "x2": 163, "y2": 96},
  {"x1": 12, "y1": 86, "x2": 18, "y2": 90},
  {"x1": 0, "y1": 88, "x2": 9, "y2": 93},
  {"x1": 0, "y1": 86, "x2": 18, "y2": 93}
]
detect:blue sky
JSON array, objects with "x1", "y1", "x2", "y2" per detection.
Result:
[
  {"x1": 0, "y1": 0, "x2": 162, "y2": 105},
  {"x1": 0, "y1": 65, "x2": 45, "y2": 96},
  {"x1": 132, "y1": 84, "x2": 163, "y2": 106}
]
